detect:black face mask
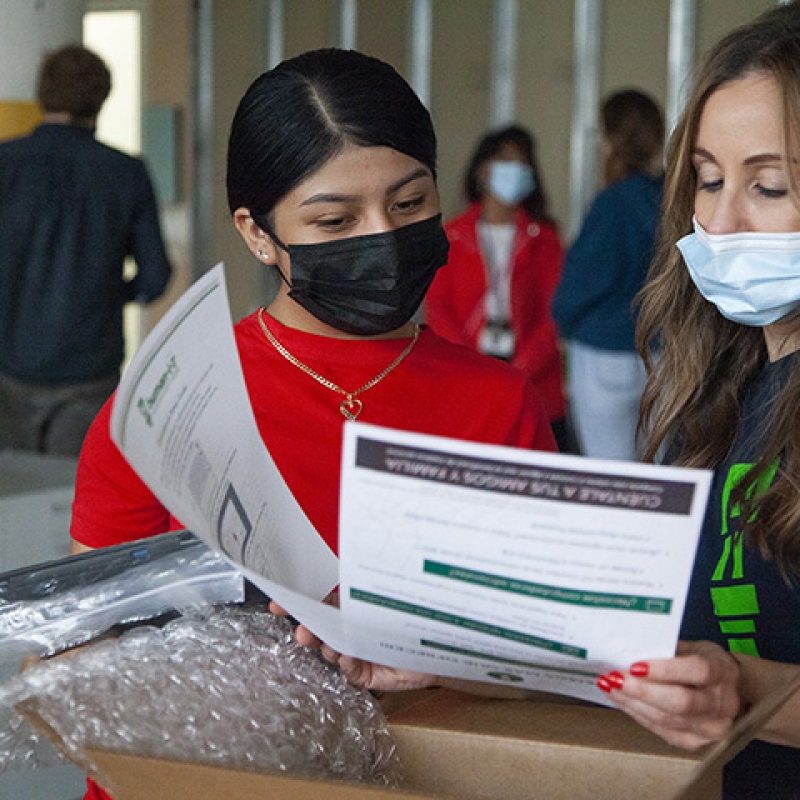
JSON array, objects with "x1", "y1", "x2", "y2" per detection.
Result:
[{"x1": 256, "y1": 214, "x2": 450, "y2": 336}]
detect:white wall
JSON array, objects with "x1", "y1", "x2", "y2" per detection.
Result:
[{"x1": 0, "y1": 0, "x2": 83, "y2": 101}]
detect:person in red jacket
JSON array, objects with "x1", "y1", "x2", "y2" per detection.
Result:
[{"x1": 425, "y1": 125, "x2": 568, "y2": 450}]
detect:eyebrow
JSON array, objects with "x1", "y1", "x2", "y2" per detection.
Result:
[
  {"x1": 386, "y1": 167, "x2": 432, "y2": 194},
  {"x1": 299, "y1": 167, "x2": 432, "y2": 207},
  {"x1": 692, "y1": 147, "x2": 783, "y2": 166}
]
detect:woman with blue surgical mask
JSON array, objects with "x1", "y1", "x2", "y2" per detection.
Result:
[
  {"x1": 292, "y1": 7, "x2": 800, "y2": 800},
  {"x1": 597, "y1": 3, "x2": 800, "y2": 797},
  {"x1": 425, "y1": 125, "x2": 569, "y2": 451}
]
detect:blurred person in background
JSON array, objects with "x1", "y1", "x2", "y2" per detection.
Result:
[
  {"x1": 553, "y1": 89, "x2": 664, "y2": 461},
  {"x1": 0, "y1": 44, "x2": 171, "y2": 457},
  {"x1": 425, "y1": 125, "x2": 568, "y2": 451}
]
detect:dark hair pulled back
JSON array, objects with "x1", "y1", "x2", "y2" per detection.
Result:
[
  {"x1": 226, "y1": 48, "x2": 437, "y2": 222},
  {"x1": 601, "y1": 89, "x2": 664, "y2": 185}
]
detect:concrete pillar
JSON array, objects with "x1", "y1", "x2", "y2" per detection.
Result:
[{"x1": 0, "y1": 0, "x2": 83, "y2": 140}]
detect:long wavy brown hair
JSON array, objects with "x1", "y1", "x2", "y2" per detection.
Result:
[{"x1": 635, "y1": 0, "x2": 800, "y2": 578}]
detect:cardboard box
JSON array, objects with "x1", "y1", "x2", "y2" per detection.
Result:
[
  {"x1": 21, "y1": 689, "x2": 720, "y2": 800},
  {"x1": 382, "y1": 690, "x2": 714, "y2": 800},
  {"x1": 24, "y1": 663, "x2": 800, "y2": 800}
]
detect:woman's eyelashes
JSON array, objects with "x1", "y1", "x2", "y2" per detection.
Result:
[
  {"x1": 310, "y1": 196, "x2": 430, "y2": 234},
  {"x1": 697, "y1": 177, "x2": 723, "y2": 194},
  {"x1": 695, "y1": 176, "x2": 788, "y2": 199},
  {"x1": 391, "y1": 194, "x2": 427, "y2": 214},
  {"x1": 693, "y1": 160, "x2": 722, "y2": 193},
  {"x1": 315, "y1": 214, "x2": 354, "y2": 232},
  {"x1": 755, "y1": 183, "x2": 788, "y2": 199}
]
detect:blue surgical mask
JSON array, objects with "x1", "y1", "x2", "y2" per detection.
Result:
[
  {"x1": 487, "y1": 161, "x2": 535, "y2": 207},
  {"x1": 677, "y1": 217, "x2": 800, "y2": 327}
]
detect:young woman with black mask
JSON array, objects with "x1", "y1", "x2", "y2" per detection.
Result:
[
  {"x1": 68, "y1": 45, "x2": 556, "y2": 800},
  {"x1": 66, "y1": 40, "x2": 560, "y2": 759},
  {"x1": 70, "y1": 47, "x2": 555, "y2": 556}
]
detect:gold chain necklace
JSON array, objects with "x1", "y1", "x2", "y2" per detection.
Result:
[{"x1": 257, "y1": 307, "x2": 420, "y2": 420}]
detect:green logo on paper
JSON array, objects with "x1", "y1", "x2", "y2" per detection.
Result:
[
  {"x1": 487, "y1": 672, "x2": 523, "y2": 683},
  {"x1": 137, "y1": 354, "x2": 179, "y2": 427}
]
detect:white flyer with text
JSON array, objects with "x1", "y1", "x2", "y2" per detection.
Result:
[
  {"x1": 109, "y1": 264, "x2": 339, "y2": 600},
  {"x1": 336, "y1": 422, "x2": 712, "y2": 702}
]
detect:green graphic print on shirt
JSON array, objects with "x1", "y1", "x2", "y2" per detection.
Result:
[{"x1": 711, "y1": 461, "x2": 778, "y2": 656}]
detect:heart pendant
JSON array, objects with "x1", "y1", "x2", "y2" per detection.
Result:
[{"x1": 340, "y1": 397, "x2": 363, "y2": 420}]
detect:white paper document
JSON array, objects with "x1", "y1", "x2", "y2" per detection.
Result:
[
  {"x1": 111, "y1": 265, "x2": 712, "y2": 705},
  {"x1": 109, "y1": 264, "x2": 338, "y2": 600},
  {"x1": 337, "y1": 423, "x2": 711, "y2": 703}
]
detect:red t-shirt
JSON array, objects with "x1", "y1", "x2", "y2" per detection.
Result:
[
  {"x1": 72, "y1": 313, "x2": 555, "y2": 554},
  {"x1": 74, "y1": 313, "x2": 555, "y2": 800}
]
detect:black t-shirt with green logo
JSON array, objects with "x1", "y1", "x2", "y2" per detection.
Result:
[{"x1": 680, "y1": 352, "x2": 800, "y2": 798}]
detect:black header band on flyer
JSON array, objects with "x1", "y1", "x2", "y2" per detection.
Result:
[{"x1": 354, "y1": 437, "x2": 696, "y2": 515}]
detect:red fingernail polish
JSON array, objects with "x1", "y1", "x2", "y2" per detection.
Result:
[
  {"x1": 596, "y1": 675, "x2": 612, "y2": 693},
  {"x1": 630, "y1": 662, "x2": 649, "y2": 677},
  {"x1": 607, "y1": 671, "x2": 624, "y2": 689}
]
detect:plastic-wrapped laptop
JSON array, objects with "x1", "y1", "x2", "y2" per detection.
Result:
[{"x1": 0, "y1": 530, "x2": 244, "y2": 663}]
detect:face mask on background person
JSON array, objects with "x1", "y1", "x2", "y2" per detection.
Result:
[
  {"x1": 255, "y1": 213, "x2": 450, "y2": 336},
  {"x1": 486, "y1": 161, "x2": 536, "y2": 207},
  {"x1": 677, "y1": 216, "x2": 800, "y2": 327}
]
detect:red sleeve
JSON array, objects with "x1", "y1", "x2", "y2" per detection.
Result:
[
  {"x1": 517, "y1": 378, "x2": 559, "y2": 453},
  {"x1": 70, "y1": 397, "x2": 175, "y2": 548},
  {"x1": 424, "y1": 215, "x2": 484, "y2": 349}
]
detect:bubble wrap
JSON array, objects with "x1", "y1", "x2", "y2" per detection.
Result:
[{"x1": 0, "y1": 607, "x2": 401, "y2": 789}]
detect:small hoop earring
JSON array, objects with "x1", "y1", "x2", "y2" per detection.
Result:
[{"x1": 256, "y1": 249, "x2": 268, "y2": 262}]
